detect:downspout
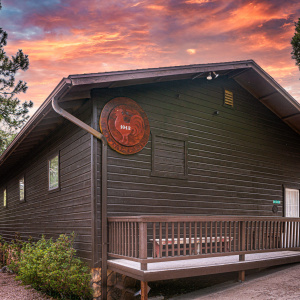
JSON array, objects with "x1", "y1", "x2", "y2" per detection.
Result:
[{"x1": 52, "y1": 80, "x2": 108, "y2": 300}]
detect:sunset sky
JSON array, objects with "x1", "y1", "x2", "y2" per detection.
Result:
[{"x1": 1, "y1": 0, "x2": 300, "y2": 115}]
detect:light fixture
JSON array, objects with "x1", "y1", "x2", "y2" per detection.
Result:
[
  {"x1": 207, "y1": 72, "x2": 212, "y2": 80},
  {"x1": 213, "y1": 71, "x2": 219, "y2": 78}
]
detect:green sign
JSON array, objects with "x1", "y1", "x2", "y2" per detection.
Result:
[{"x1": 273, "y1": 200, "x2": 280, "y2": 204}]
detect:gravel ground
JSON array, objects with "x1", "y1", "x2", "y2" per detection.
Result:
[
  {"x1": 0, "y1": 272, "x2": 52, "y2": 300},
  {"x1": 171, "y1": 263, "x2": 300, "y2": 300},
  {"x1": 1, "y1": 263, "x2": 300, "y2": 300}
]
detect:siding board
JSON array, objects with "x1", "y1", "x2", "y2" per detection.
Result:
[
  {"x1": 94, "y1": 78, "x2": 300, "y2": 220},
  {"x1": 0, "y1": 102, "x2": 93, "y2": 264}
]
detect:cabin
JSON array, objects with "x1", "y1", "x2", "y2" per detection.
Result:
[{"x1": 1, "y1": 60, "x2": 300, "y2": 299}]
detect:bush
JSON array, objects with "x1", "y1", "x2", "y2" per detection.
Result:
[{"x1": 14, "y1": 233, "x2": 92, "y2": 300}]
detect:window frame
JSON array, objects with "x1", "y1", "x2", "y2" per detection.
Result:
[
  {"x1": 283, "y1": 185, "x2": 300, "y2": 218},
  {"x1": 19, "y1": 175, "x2": 26, "y2": 202},
  {"x1": 48, "y1": 151, "x2": 60, "y2": 192}
]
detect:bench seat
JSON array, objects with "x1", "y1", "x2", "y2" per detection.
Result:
[{"x1": 150, "y1": 236, "x2": 233, "y2": 258}]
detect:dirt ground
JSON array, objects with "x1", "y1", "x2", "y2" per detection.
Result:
[
  {"x1": 0, "y1": 272, "x2": 51, "y2": 300},
  {"x1": 171, "y1": 263, "x2": 300, "y2": 300}
]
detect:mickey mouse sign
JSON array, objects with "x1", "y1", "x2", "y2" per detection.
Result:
[{"x1": 100, "y1": 97, "x2": 150, "y2": 155}]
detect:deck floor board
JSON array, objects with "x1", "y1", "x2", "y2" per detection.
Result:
[{"x1": 108, "y1": 251, "x2": 300, "y2": 281}]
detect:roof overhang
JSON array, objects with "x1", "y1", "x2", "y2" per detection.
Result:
[{"x1": 1, "y1": 59, "x2": 300, "y2": 179}]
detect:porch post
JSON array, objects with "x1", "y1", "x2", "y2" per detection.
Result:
[
  {"x1": 238, "y1": 268, "x2": 245, "y2": 282},
  {"x1": 139, "y1": 221, "x2": 148, "y2": 270},
  {"x1": 141, "y1": 281, "x2": 148, "y2": 300},
  {"x1": 239, "y1": 220, "x2": 246, "y2": 282}
]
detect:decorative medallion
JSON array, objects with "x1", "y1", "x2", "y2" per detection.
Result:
[{"x1": 100, "y1": 97, "x2": 150, "y2": 155}]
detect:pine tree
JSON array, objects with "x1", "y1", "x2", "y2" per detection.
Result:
[
  {"x1": 0, "y1": 0, "x2": 33, "y2": 154},
  {"x1": 291, "y1": 18, "x2": 300, "y2": 70}
]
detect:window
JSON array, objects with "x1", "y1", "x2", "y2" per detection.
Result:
[
  {"x1": 284, "y1": 188, "x2": 299, "y2": 217},
  {"x1": 48, "y1": 153, "x2": 59, "y2": 191},
  {"x1": 19, "y1": 177, "x2": 25, "y2": 202},
  {"x1": 3, "y1": 188, "x2": 7, "y2": 208}
]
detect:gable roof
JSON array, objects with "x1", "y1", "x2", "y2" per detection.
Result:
[{"x1": 1, "y1": 59, "x2": 300, "y2": 179}]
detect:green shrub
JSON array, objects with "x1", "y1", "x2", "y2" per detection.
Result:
[{"x1": 16, "y1": 233, "x2": 92, "y2": 300}]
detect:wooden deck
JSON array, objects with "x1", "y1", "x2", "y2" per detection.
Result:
[
  {"x1": 108, "y1": 250, "x2": 300, "y2": 282},
  {"x1": 107, "y1": 216, "x2": 300, "y2": 299}
]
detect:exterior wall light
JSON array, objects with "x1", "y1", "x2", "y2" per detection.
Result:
[{"x1": 213, "y1": 71, "x2": 219, "y2": 78}]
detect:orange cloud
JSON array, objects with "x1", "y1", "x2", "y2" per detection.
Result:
[
  {"x1": 185, "y1": 0, "x2": 211, "y2": 4},
  {"x1": 187, "y1": 49, "x2": 196, "y2": 54},
  {"x1": 146, "y1": 5, "x2": 165, "y2": 10},
  {"x1": 3, "y1": 0, "x2": 299, "y2": 116}
]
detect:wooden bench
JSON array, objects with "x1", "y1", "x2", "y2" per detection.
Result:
[{"x1": 150, "y1": 237, "x2": 234, "y2": 258}]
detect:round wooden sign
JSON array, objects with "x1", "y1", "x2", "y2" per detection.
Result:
[{"x1": 100, "y1": 97, "x2": 150, "y2": 155}]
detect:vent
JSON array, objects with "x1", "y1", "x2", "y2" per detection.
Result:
[
  {"x1": 224, "y1": 90, "x2": 234, "y2": 107},
  {"x1": 152, "y1": 134, "x2": 187, "y2": 179}
]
